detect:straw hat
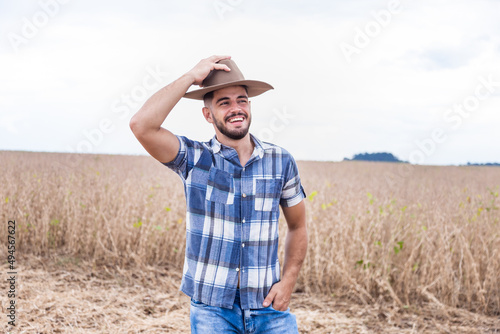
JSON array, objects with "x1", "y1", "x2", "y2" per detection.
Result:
[{"x1": 183, "y1": 59, "x2": 274, "y2": 100}]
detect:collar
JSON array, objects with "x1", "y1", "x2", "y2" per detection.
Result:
[{"x1": 209, "y1": 133, "x2": 265, "y2": 160}]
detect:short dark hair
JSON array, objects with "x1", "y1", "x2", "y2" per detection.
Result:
[{"x1": 203, "y1": 91, "x2": 214, "y2": 108}]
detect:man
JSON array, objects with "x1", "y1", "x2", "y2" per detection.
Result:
[{"x1": 130, "y1": 55, "x2": 307, "y2": 333}]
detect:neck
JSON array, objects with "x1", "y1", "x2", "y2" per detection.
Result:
[{"x1": 216, "y1": 133, "x2": 254, "y2": 167}]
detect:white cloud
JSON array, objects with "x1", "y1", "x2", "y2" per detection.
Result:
[{"x1": 0, "y1": 0, "x2": 499, "y2": 164}]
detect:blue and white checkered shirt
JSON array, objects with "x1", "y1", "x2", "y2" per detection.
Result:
[{"x1": 164, "y1": 134, "x2": 306, "y2": 309}]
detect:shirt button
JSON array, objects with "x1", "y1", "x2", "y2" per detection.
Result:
[
  {"x1": 242, "y1": 243, "x2": 245, "y2": 248},
  {"x1": 242, "y1": 193, "x2": 247, "y2": 198},
  {"x1": 242, "y1": 218, "x2": 246, "y2": 223},
  {"x1": 236, "y1": 268, "x2": 240, "y2": 272}
]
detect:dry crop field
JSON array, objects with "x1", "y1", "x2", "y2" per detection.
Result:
[{"x1": 1, "y1": 150, "x2": 499, "y2": 333}]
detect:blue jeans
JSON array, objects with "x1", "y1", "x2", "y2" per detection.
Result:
[{"x1": 190, "y1": 290, "x2": 298, "y2": 333}]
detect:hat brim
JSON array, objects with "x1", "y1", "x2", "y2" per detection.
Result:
[{"x1": 183, "y1": 80, "x2": 274, "y2": 100}]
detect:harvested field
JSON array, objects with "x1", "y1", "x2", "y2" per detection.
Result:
[
  {"x1": 2, "y1": 257, "x2": 499, "y2": 333},
  {"x1": 1, "y1": 151, "x2": 500, "y2": 333}
]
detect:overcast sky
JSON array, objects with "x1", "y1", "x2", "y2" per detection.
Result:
[{"x1": 1, "y1": 0, "x2": 499, "y2": 165}]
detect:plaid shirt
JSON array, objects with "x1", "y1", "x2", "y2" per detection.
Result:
[{"x1": 164, "y1": 134, "x2": 305, "y2": 309}]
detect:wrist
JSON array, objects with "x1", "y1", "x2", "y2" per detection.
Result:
[
  {"x1": 180, "y1": 72, "x2": 197, "y2": 86},
  {"x1": 280, "y1": 273, "x2": 298, "y2": 288}
]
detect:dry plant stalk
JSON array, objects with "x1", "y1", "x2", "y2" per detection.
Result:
[{"x1": 1, "y1": 151, "x2": 499, "y2": 316}]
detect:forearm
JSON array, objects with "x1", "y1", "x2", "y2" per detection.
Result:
[
  {"x1": 130, "y1": 73, "x2": 194, "y2": 134},
  {"x1": 262, "y1": 220, "x2": 307, "y2": 309},
  {"x1": 281, "y1": 224, "x2": 308, "y2": 287}
]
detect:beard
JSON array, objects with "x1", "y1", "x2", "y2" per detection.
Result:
[{"x1": 212, "y1": 112, "x2": 251, "y2": 140}]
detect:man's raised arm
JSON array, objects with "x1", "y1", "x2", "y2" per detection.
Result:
[{"x1": 129, "y1": 55, "x2": 231, "y2": 163}]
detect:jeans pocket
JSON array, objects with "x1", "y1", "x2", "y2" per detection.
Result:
[
  {"x1": 269, "y1": 303, "x2": 290, "y2": 313},
  {"x1": 190, "y1": 298, "x2": 208, "y2": 307}
]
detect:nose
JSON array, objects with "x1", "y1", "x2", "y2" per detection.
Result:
[{"x1": 228, "y1": 101, "x2": 243, "y2": 113}]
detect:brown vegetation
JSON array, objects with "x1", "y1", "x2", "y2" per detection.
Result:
[{"x1": 1, "y1": 151, "x2": 499, "y2": 332}]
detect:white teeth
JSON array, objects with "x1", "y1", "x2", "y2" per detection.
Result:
[{"x1": 229, "y1": 117, "x2": 244, "y2": 123}]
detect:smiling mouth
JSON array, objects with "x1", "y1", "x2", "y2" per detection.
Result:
[
  {"x1": 228, "y1": 117, "x2": 244, "y2": 123},
  {"x1": 226, "y1": 114, "x2": 246, "y2": 123}
]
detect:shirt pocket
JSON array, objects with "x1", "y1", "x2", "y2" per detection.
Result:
[
  {"x1": 206, "y1": 167, "x2": 234, "y2": 205},
  {"x1": 254, "y1": 178, "x2": 281, "y2": 211}
]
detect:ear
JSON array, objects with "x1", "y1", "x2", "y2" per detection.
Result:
[{"x1": 202, "y1": 107, "x2": 213, "y2": 124}]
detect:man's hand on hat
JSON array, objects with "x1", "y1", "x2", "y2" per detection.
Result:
[{"x1": 186, "y1": 55, "x2": 231, "y2": 87}]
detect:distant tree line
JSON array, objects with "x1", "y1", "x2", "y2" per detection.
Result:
[
  {"x1": 466, "y1": 162, "x2": 500, "y2": 166},
  {"x1": 344, "y1": 152, "x2": 404, "y2": 163},
  {"x1": 343, "y1": 152, "x2": 499, "y2": 166}
]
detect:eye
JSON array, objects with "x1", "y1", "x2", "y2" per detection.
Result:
[
  {"x1": 238, "y1": 100, "x2": 248, "y2": 104},
  {"x1": 220, "y1": 101, "x2": 229, "y2": 106}
]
